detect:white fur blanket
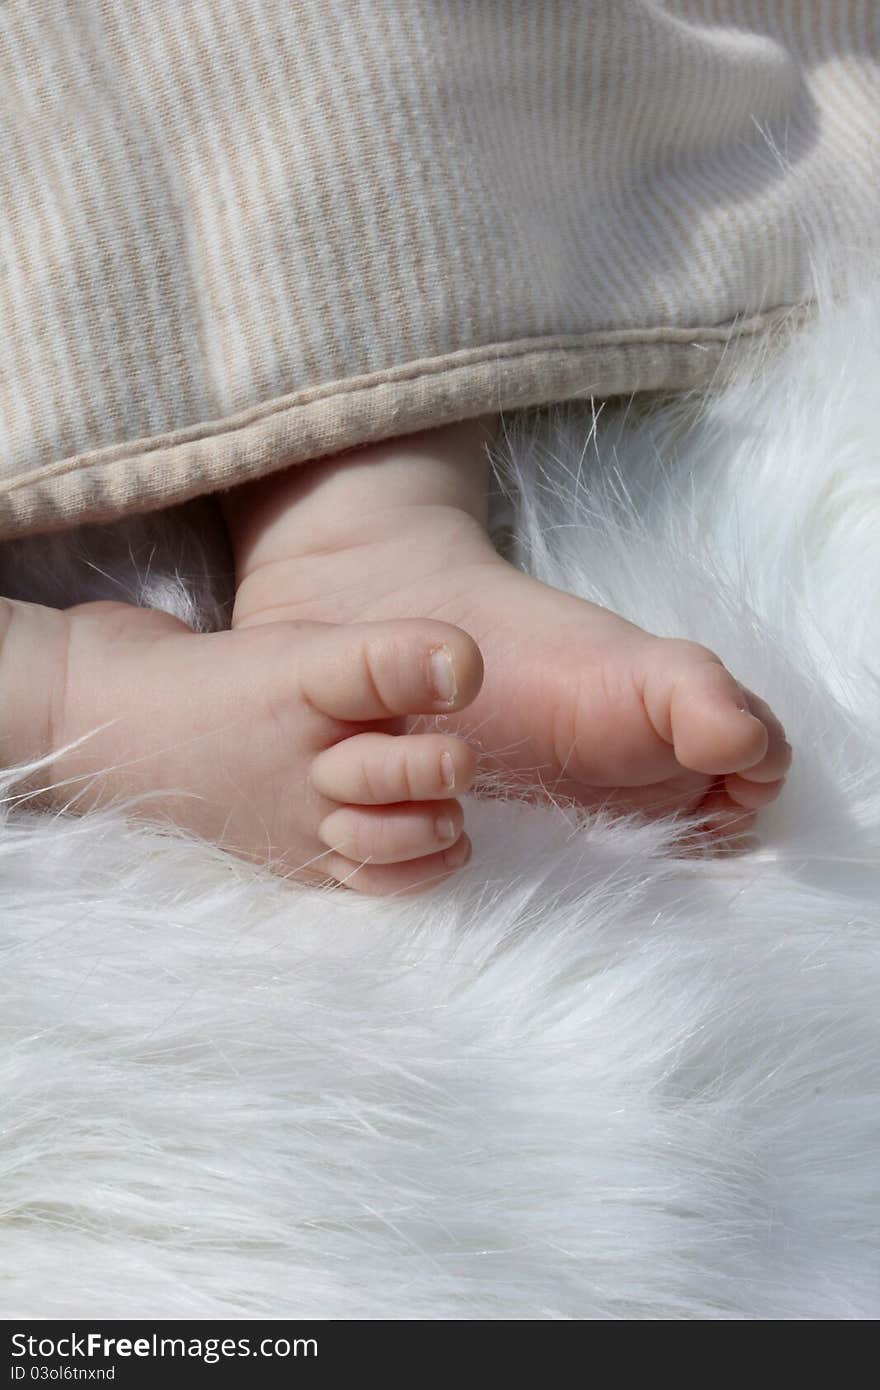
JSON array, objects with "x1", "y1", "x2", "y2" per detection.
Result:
[{"x1": 2, "y1": 280, "x2": 880, "y2": 1320}]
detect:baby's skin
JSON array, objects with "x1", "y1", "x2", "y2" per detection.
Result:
[{"x1": 0, "y1": 417, "x2": 790, "y2": 894}]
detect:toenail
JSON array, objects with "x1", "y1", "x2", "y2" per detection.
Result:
[
  {"x1": 436, "y1": 815, "x2": 457, "y2": 843},
  {"x1": 429, "y1": 645, "x2": 457, "y2": 705},
  {"x1": 440, "y1": 750, "x2": 456, "y2": 789},
  {"x1": 443, "y1": 836, "x2": 471, "y2": 870}
]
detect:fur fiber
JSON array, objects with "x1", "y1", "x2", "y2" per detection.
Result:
[{"x1": 2, "y1": 277, "x2": 880, "y2": 1320}]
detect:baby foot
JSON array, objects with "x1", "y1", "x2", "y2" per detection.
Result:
[
  {"x1": 0, "y1": 597, "x2": 482, "y2": 893},
  {"x1": 224, "y1": 419, "x2": 791, "y2": 834}
]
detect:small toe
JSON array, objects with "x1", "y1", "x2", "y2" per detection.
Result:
[
  {"x1": 317, "y1": 798, "x2": 465, "y2": 864},
  {"x1": 301, "y1": 619, "x2": 483, "y2": 722},
  {"x1": 323, "y1": 834, "x2": 472, "y2": 895},
  {"x1": 693, "y1": 785, "x2": 758, "y2": 838},
  {"x1": 311, "y1": 732, "x2": 476, "y2": 804}
]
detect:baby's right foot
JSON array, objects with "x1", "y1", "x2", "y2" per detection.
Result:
[
  {"x1": 226, "y1": 420, "x2": 792, "y2": 835},
  {"x1": 0, "y1": 597, "x2": 483, "y2": 894}
]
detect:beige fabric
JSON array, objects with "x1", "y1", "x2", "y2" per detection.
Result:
[{"x1": 0, "y1": 1, "x2": 878, "y2": 539}]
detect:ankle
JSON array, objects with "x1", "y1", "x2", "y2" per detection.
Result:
[
  {"x1": 220, "y1": 416, "x2": 498, "y2": 579},
  {"x1": 0, "y1": 597, "x2": 69, "y2": 789}
]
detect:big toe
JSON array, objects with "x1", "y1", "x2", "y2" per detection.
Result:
[
  {"x1": 299, "y1": 618, "x2": 484, "y2": 723},
  {"x1": 654, "y1": 644, "x2": 772, "y2": 776}
]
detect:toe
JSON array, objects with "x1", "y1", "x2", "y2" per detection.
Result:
[
  {"x1": 693, "y1": 785, "x2": 758, "y2": 839},
  {"x1": 323, "y1": 834, "x2": 472, "y2": 895},
  {"x1": 317, "y1": 798, "x2": 465, "y2": 864},
  {"x1": 664, "y1": 652, "x2": 770, "y2": 776},
  {"x1": 311, "y1": 732, "x2": 476, "y2": 804},
  {"x1": 734, "y1": 688, "x2": 792, "y2": 783},
  {"x1": 300, "y1": 620, "x2": 483, "y2": 722},
  {"x1": 724, "y1": 773, "x2": 786, "y2": 810}
]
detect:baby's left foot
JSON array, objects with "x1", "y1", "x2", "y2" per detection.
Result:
[
  {"x1": 0, "y1": 596, "x2": 483, "y2": 893},
  {"x1": 224, "y1": 420, "x2": 791, "y2": 834}
]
